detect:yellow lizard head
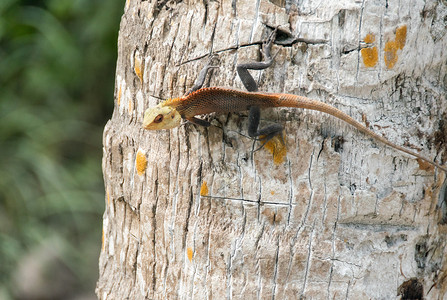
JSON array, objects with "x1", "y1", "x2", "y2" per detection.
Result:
[{"x1": 143, "y1": 102, "x2": 182, "y2": 130}]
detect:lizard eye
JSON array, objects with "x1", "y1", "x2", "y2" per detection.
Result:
[{"x1": 153, "y1": 114, "x2": 164, "y2": 123}]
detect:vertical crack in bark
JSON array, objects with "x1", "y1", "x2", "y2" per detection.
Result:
[
  {"x1": 152, "y1": 168, "x2": 159, "y2": 296},
  {"x1": 345, "y1": 279, "x2": 352, "y2": 299},
  {"x1": 202, "y1": 0, "x2": 208, "y2": 26},
  {"x1": 119, "y1": 142, "x2": 124, "y2": 192},
  {"x1": 327, "y1": 195, "x2": 341, "y2": 298},
  {"x1": 287, "y1": 160, "x2": 294, "y2": 225},
  {"x1": 129, "y1": 148, "x2": 136, "y2": 204},
  {"x1": 322, "y1": 181, "x2": 328, "y2": 224},
  {"x1": 178, "y1": 173, "x2": 194, "y2": 296},
  {"x1": 122, "y1": 202, "x2": 130, "y2": 280},
  {"x1": 183, "y1": 128, "x2": 191, "y2": 170},
  {"x1": 271, "y1": 238, "x2": 280, "y2": 300},
  {"x1": 355, "y1": 0, "x2": 366, "y2": 81},
  {"x1": 226, "y1": 240, "x2": 234, "y2": 299},
  {"x1": 195, "y1": 161, "x2": 204, "y2": 215},
  {"x1": 283, "y1": 242, "x2": 294, "y2": 294},
  {"x1": 378, "y1": 7, "x2": 384, "y2": 81},
  {"x1": 301, "y1": 220, "x2": 315, "y2": 296},
  {"x1": 231, "y1": 0, "x2": 237, "y2": 15},
  {"x1": 373, "y1": 192, "x2": 379, "y2": 215},
  {"x1": 209, "y1": 20, "x2": 217, "y2": 54},
  {"x1": 257, "y1": 176, "x2": 262, "y2": 221},
  {"x1": 255, "y1": 223, "x2": 265, "y2": 300},
  {"x1": 132, "y1": 232, "x2": 139, "y2": 287},
  {"x1": 228, "y1": 197, "x2": 248, "y2": 298},
  {"x1": 204, "y1": 221, "x2": 212, "y2": 299},
  {"x1": 292, "y1": 148, "x2": 316, "y2": 239},
  {"x1": 183, "y1": 188, "x2": 194, "y2": 247},
  {"x1": 292, "y1": 190, "x2": 314, "y2": 246},
  {"x1": 230, "y1": 204, "x2": 247, "y2": 297},
  {"x1": 316, "y1": 139, "x2": 325, "y2": 162},
  {"x1": 308, "y1": 149, "x2": 314, "y2": 190},
  {"x1": 236, "y1": 154, "x2": 245, "y2": 203}
]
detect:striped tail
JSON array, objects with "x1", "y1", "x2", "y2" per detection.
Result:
[{"x1": 275, "y1": 93, "x2": 446, "y2": 173}]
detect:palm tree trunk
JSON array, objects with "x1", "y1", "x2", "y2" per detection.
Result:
[{"x1": 97, "y1": 0, "x2": 447, "y2": 298}]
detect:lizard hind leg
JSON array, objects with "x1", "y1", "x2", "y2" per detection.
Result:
[
  {"x1": 247, "y1": 106, "x2": 283, "y2": 138},
  {"x1": 237, "y1": 29, "x2": 283, "y2": 142},
  {"x1": 237, "y1": 28, "x2": 288, "y2": 163},
  {"x1": 248, "y1": 106, "x2": 287, "y2": 163}
]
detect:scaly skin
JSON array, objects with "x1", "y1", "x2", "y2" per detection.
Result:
[{"x1": 143, "y1": 87, "x2": 446, "y2": 173}]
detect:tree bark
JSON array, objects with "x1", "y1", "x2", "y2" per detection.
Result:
[{"x1": 97, "y1": 0, "x2": 447, "y2": 299}]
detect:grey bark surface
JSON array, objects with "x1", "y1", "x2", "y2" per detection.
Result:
[{"x1": 97, "y1": 0, "x2": 447, "y2": 299}]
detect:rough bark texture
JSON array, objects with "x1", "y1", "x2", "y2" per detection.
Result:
[{"x1": 97, "y1": 0, "x2": 447, "y2": 299}]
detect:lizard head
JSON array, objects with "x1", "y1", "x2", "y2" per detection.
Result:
[{"x1": 143, "y1": 103, "x2": 182, "y2": 130}]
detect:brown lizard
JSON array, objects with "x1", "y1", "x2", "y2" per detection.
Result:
[{"x1": 142, "y1": 30, "x2": 446, "y2": 173}]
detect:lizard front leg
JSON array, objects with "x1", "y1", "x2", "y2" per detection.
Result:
[
  {"x1": 184, "y1": 61, "x2": 218, "y2": 126},
  {"x1": 186, "y1": 63, "x2": 217, "y2": 96}
]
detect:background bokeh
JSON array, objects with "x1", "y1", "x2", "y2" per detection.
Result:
[{"x1": 0, "y1": 0, "x2": 122, "y2": 299}]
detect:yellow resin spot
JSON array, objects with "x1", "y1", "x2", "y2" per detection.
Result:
[
  {"x1": 361, "y1": 47, "x2": 378, "y2": 67},
  {"x1": 136, "y1": 150, "x2": 147, "y2": 176},
  {"x1": 364, "y1": 33, "x2": 375, "y2": 44},
  {"x1": 395, "y1": 25, "x2": 407, "y2": 49},
  {"x1": 361, "y1": 33, "x2": 378, "y2": 67},
  {"x1": 384, "y1": 41, "x2": 398, "y2": 69},
  {"x1": 117, "y1": 85, "x2": 122, "y2": 106},
  {"x1": 384, "y1": 25, "x2": 407, "y2": 69},
  {"x1": 260, "y1": 134, "x2": 287, "y2": 165},
  {"x1": 187, "y1": 247, "x2": 193, "y2": 262},
  {"x1": 134, "y1": 52, "x2": 143, "y2": 82},
  {"x1": 200, "y1": 181, "x2": 209, "y2": 196}
]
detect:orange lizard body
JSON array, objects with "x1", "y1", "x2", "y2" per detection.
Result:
[{"x1": 143, "y1": 86, "x2": 446, "y2": 172}]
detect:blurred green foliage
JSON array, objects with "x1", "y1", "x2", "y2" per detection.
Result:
[{"x1": 0, "y1": 0, "x2": 122, "y2": 298}]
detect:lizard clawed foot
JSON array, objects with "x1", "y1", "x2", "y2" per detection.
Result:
[
  {"x1": 250, "y1": 131, "x2": 287, "y2": 164},
  {"x1": 252, "y1": 130, "x2": 286, "y2": 152},
  {"x1": 260, "y1": 26, "x2": 285, "y2": 64},
  {"x1": 261, "y1": 27, "x2": 277, "y2": 60}
]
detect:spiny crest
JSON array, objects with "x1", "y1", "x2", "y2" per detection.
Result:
[{"x1": 163, "y1": 96, "x2": 185, "y2": 107}]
